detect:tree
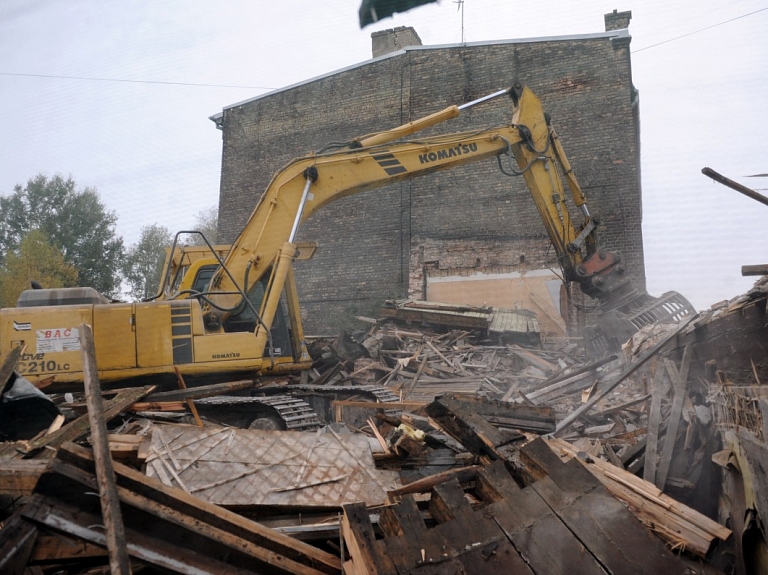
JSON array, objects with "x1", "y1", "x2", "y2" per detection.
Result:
[
  {"x1": 121, "y1": 224, "x2": 173, "y2": 301},
  {"x1": 0, "y1": 174, "x2": 124, "y2": 296},
  {"x1": 184, "y1": 206, "x2": 219, "y2": 246},
  {"x1": 0, "y1": 229, "x2": 79, "y2": 307}
]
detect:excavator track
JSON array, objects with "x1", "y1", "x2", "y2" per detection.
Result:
[
  {"x1": 194, "y1": 394, "x2": 322, "y2": 431},
  {"x1": 256, "y1": 383, "x2": 402, "y2": 425},
  {"x1": 281, "y1": 384, "x2": 401, "y2": 404}
]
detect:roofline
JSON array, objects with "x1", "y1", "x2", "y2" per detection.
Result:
[{"x1": 209, "y1": 28, "x2": 630, "y2": 125}]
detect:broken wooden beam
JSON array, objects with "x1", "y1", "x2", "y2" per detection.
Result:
[
  {"x1": 55, "y1": 442, "x2": 342, "y2": 574},
  {"x1": 655, "y1": 347, "x2": 692, "y2": 490},
  {"x1": 23, "y1": 385, "x2": 154, "y2": 457},
  {"x1": 80, "y1": 323, "x2": 131, "y2": 575},
  {"x1": 145, "y1": 379, "x2": 254, "y2": 402},
  {"x1": 342, "y1": 502, "x2": 397, "y2": 575},
  {"x1": 544, "y1": 436, "x2": 731, "y2": 558},
  {"x1": 424, "y1": 395, "x2": 515, "y2": 459},
  {"x1": 643, "y1": 363, "x2": 665, "y2": 484}
]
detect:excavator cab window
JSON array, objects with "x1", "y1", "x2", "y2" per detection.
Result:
[
  {"x1": 191, "y1": 265, "x2": 217, "y2": 296},
  {"x1": 223, "y1": 272, "x2": 294, "y2": 358}
]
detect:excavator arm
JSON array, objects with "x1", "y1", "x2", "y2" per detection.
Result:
[
  {"x1": 201, "y1": 83, "x2": 686, "y2": 353},
  {"x1": 205, "y1": 85, "x2": 590, "y2": 339}
]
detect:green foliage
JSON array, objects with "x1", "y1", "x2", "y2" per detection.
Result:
[
  {"x1": 121, "y1": 224, "x2": 173, "y2": 301},
  {"x1": 184, "y1": 206, "x2": 219, "y2": 246},
  {"x1": 0, "y1": 229, "x2": 79, "y2": 307},
  {"x1": 0, "y1": 174, "x2": 124, "y2": 296}
]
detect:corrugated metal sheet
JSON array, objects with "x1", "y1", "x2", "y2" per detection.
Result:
[
  {"x1": 145, "y1": 424, "x2": 400, "y2": 508},
  {"x1": 489, "y1": 308, "x2": 540, "y2": 335}
]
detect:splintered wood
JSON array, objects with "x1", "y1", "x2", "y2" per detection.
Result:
[
  {"x1": 342, "y1": 441, "x2": 712, "y2": 574},
  {"x1": 1, "y1": 296, "x2": 751, "y2": 575}
]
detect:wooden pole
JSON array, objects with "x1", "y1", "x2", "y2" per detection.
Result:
[
  {"x1": 655, "y1": 346, "x2": 692, "y2": 490},
  {"x1": 0, "y1": 345, "x2": 25, "y2": 393},
  {"x1": 174, "y1": 367, "x2": 203, "y2": 427},
  {"x1": 79, "y1": 323, "x2": 132, "y2": 575}
]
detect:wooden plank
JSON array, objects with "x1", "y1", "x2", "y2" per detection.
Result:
[
  {"x1": 31, "y1": 533, "x2": 108, "y2": 563},
  {"x1": 0, "y1": 459, "x2": 48, "y2": 496},
  {"x1": 380, "y1": 495, "x2": 449, "y2": 570},
  {"x1": 508, "y1": 345, "x2": 557, "y2": 372},
  {"x1": 491, "y1": 491, "x2": 604, "y2": 574},
  {"x1": 174, "y1": 366, "x2": 203, "y2": 427},
  {"x1": 440, "y1": 394, "x2": 556, "y2": 431},
  {"x1": 418, "y1": 474, "x2": 532, "y2": 574},
  {"x1": 546, "y1": 436, "x2": 731, "y2": 557},
  {"x1": 331, "y1": 400, "x2": 427, "y2": 410},
  {"x1": 521, "y1": 438, "x2": 690, "y2": 574},
  {"x1": 56, "y1": 442, "x2": 341, "y2": 574},
  {"x1": 525, "y1": 371, "x2": 596, "y2": 403},
  {"x1": 25, "y1": 386, "x2": 154, "y2": 456},
  {"x1": 342, "y1": 502, "x2": 397, "y2": 575},
  {"x1": 402, "y1": 354, "x2": 428, "y2": 399},
  {"x1": 474, "y1": 460, "x2": 520, "y2": 503},
  {"x1": 24, "y1": 495, "x2": 259, "y2": 575},
  {"x1": 34, "y1": 458, "x2": 333, "y2": 575},
  {"x1": 109, "y1": 469, "x2": 329, "y2": 573},
  {"x1": 452, "y1": 536, "x2": 530, "y2": 575},
  {"x1": 424, "y1": 396, "x2": 509, "y2": 459},
  {"x1": 145, "y1": 378, "x2": 254, "y2": 401},
  {"x1": 656, "y1": 347, "x2": 691, "y2": 490},
  {"x1": 592, "y1": 394, "x2": 651, "y2": 418},
  {"x1": 0, "y1": 345, "x2": 25, "y2": 392},
  {"x1": 742, "y1": 264, "x2": 768, "y2": 276},
  {"x1": 554, "y1": 314, "x2": 696, "y2": 436},
  {"x1": 79, "y1": 323, "x2": 131, "y2": 575},
  {"x1": 429, "y1": 478, "x2": 474, "y2": 522},
  {"x1": 379, "y1": 494, "x2": 427, "y2": 537},
  {"x1": 430, "y1": 479, "x2": 506, "y2": 555},
  {"x1": 388, "y1": 465, "x2": 480, "y2": 496},
  {"x1": 0, "y1": 510, "x2": 38, "y2": 574},
  {"x1": 643, "y1": 364, "x2": 665, "y2": 483},
  {"x1": 476, "y1": 462, "x2": 602, "y2": 574},
  {"x1": 130, "y1": 401, "x2": 186, "y2": 411}
]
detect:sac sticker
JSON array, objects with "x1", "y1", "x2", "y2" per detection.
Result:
[{"x1": 36, "y1": 327, "x2": 80, "y2": 353}]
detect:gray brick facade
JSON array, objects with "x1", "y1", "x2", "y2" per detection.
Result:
[{"x1": 213, "y1": 16, "x2": 643, "y2": 334}]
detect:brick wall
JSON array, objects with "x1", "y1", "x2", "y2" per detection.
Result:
[{"x1": 215, "y1": 18, "x2": 643, "y2": 334}]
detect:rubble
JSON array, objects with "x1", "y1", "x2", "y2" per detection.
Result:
[{"x1": 3, "y1": 282, "x2": 768, "y2": 573}]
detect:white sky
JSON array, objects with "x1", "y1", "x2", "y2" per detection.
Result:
[{"x1": 1, "y1": 0, "x2": 766, "y2": 311}]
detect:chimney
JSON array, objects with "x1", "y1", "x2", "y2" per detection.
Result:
[
  {"x1": 371, "y1": 26, "x2": 422, "y2": 58},
  {"x1": 604, "y1": 9, "x2": 632, "y2": 31}
]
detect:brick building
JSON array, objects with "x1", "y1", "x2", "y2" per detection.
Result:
[{"x1": 211, "y1": 10, "x2": 641, "y2": 335}]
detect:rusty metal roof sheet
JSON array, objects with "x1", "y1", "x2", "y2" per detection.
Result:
[{"x1": 145, "y1": 424, "x2": 400, "y2": 508}]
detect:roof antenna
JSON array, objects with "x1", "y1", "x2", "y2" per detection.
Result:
[{"x1": 454, "y1": 0, "x2": 465, "y2": 44}]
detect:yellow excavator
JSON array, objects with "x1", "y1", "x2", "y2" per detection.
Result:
[{"x1": 0, "y1": 82, "x2": 693, "y2": 393}]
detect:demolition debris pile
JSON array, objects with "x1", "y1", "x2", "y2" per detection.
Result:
[{"x1": 2, "y1": 284, "x2": 768, "y2": 573}]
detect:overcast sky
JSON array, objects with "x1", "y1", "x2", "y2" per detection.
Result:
[{"x1": 1, "y1": 0, "x2": 766, "y2": 311}]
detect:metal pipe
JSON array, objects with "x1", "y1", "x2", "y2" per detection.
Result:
[
  {"x1": 288, "y1": 174, "x2": 314, "y2": 243},
  {"x1": 356, "y1": 86, "x2": 513, "y2": 148},
  {"x1": 457, "y1": 87, "x2": 511, "y2": 110}
]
